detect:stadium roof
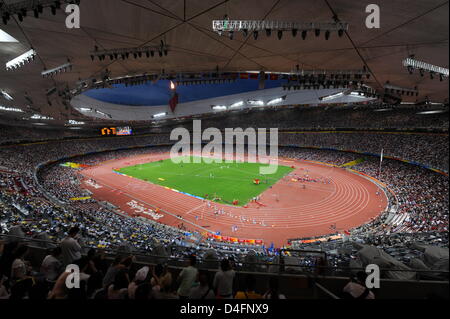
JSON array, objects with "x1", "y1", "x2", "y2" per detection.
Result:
[{"x1": 0, "y1": 0, "x2": 448, "y2": 126}]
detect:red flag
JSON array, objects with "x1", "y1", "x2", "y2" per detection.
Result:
[
  {"x1": 169, "y1": 92, "x2": 179, "y2": 113},
  {"x1": 240, "y1": 73, "x2": 249, "y2": 79}
]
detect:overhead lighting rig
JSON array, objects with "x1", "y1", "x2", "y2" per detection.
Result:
[
  {"x1": 282, "y1": 67, "x2": 370, "y2": 91},
  {"x1": 0, "y1": 0, "x2": 80, "y2": 25},
  {"x1": 89, "y1": 41, "x2": 169, "y2": 61},
  {"x1": 212, "y1": 19, "x2": 348, "y2": 40},
  {"x1": 403, "y1": 56, "x2": 449, "y2": 81},
  {"x1": 384, "y1": 82, "x2": 419, "y2": 97},
  {"x1": 41, "y1": 60, "x2": 72, "y2": 77},
  {"x1": 5, "y1": 49, "x2": 36, "y2": 70}
]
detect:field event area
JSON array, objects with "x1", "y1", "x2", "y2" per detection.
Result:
[{"x1": 117, "y1": 156, "x2": 293, "y2": 206}]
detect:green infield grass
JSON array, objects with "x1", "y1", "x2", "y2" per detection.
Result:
[{"x1": 117, "y1": 156, "x2": 293, "y2": 206}]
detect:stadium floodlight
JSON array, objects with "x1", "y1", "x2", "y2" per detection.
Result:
[
  {"x1": 6, "y1": 49, "x2": 36, "y2": 70},
  {"x1": 349, "y1": 92, "x2": 368, "y2": 98},
  {"x1": 403, "y1": 57, "x2": 449, "y2": 79},
  {"x1": 212, "y1": 20, "x2": 348, "y2": 40},
  {"x1": 78, "y1": 107, "x2": 92, "y2": 112},
  {"x1": 267, "y1": 97, "x2": 286, "y2": 105},
  {"x1": 67, "y1": 120, "x2": 85, "y2": 125},
  {"x1": 229, "y1": 101, "x2": 244, "y2": 108},
  {"x1": 384, "y1": 83, "x2": 419, "y2": 97},
  {"x1": 152, "y1": 112, "x2": 167, "y2": 119},
  {"x1": 417, "y1": 110, "x2": 446, "y2": 115},
  {"x1": 0, "y1": 0, "x2": 76, "y2": 25},
  {"x1": 247, "y1": 100, "x2": 264, "y2": 106},
  {"x1": 320, "y1": 92, "x2": 344, "y2": 101},
  {"x1": 0, "y1": 105, "x2": 24, "y2": 112},
  {"x1": 90, "y1": 42, "x2": 169, "y2": 61},
  {"x1": 211, "y1": 105, "x2": 227, "y2": 111},
  {"x1": 30, "y1": 114, "x2": 54, "y2": 120},
  {"x1": 41, "y1": 61, "x2": 72, "y2": 78},
  {"x1": 1, "y1": 90, "x2": 13, "y2": 101},
  {"x1": 0, "y1": 29, "x2": 18, "y2": 42}
]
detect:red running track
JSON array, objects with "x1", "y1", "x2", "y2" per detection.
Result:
[{"x1": 80, "y1": 153, "x2": 388, "y2": 247}]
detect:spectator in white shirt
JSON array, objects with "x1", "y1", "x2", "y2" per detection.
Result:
[
  {"x1": 213, "y1": 258, "x2": 235, "y2": 299},
  {"x1": 40, "y1": 247, "x2": 63, "y2": 282},
  {"x1": 60, "y1": 226, "x2": 82, "y2": 266},
  {"x1": 10, "y1": 245, "x2": 29, "y2": 281},
  {"x1": 177, "y1": 255, "x2": 198, "y2": 299}
]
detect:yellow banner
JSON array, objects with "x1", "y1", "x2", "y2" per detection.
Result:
[
  {"x1": 340, "y1": 158, "x2": 366, "y2": 168},
  {"x1": 70, "y1": 196, "x2": 92, "y2": 201}
]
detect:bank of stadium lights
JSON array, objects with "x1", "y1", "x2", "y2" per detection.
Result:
[
  {"x1": 1, "y1": 90, "x2": 13, "y2": 101},
  {"x1": 229, "y1": 101, "x2": 244, "y2": 108},
  {"x1": 403, "y1": 56, "x2": 449, "y2": 81},
  {"x1": 266, "y1": 97, "x2": 286, "y2": 106},
  {"x1": 76, "y1": 107, "x2": 111, "y2": 118},
  {"x1": 0, "y1": 0, "x2": 80, "y2": 25},
  {"x1": 247, "y1": 100, "x2": 264, "y2": 106},
  {"x1": 5, "y1": 49, "x2": 36, "y2": 71},
  {"x1": 320, "y1": 92, "x2": 345, "y2": 101},
  {"x1": 66, "y1": 119, "x2": 85, "y2": 125},
  {"x1": 384, "y1": 82, "x2": 419, "y2": 97},
  {"x1": 30, "y1": 114, "x2": 54, "y2": 120},
  {"x1": 212, "y1": 20, "x2": 348, "y2": 40},
  {"x1": 211, "y1": 105, "x2": 227, "y2": 111},
  {"x1": 0, "y1": 105, "x2": 24, "y2": 113},
  {"x1": 41, "y1": 61, "x2": 72, "y2": 78},
  {"x1": 152, "y1": 112, "x2": 167, "y2": 119},
  {"x1": 90, "y1": 41, "x2": 169, "y2": 62}
]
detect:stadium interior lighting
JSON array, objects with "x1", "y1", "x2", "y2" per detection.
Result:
[
  {"x1": 403, "y1": 56, "x2": 449, "y2": 80},
  {"x1": 320, "y1": 92, "x2": 344, "y2": 101},
  {"x1": 229, "y1": 101, "x2": 244, "y2": 108},
  {"x1": 0, "y1": 1, "x2": 77, "y2": 25},
  {"x1": 230, "y1": 101, "x2": 244, "y2": 109},
  {"x1": 211, "y1": 105, "x2": 227, "y2": 111},
  {"x1": 41, "y1": 61, "x2": 72, "y2": 77},
  {"x1": 6, "y1": 49, "x2": 36, "y2": 70},
  {"x1": 90, "y1": 41, "x2": 168, "y2": 62},
  {"x1": 349, "y1": 92, "x2": 368, "y2": 98},
  {"x1": 267, "y1": 97, "x2": 285, "y2": 105},
  {"x1": 1, "y1": 90, "x2": 13, "y2": 101},
  {"x1": 30, "y1": 114, "x2": 54, "y2": 120},
  {"x1": 67, "y1": 120, "x2": 85, "y2": 125},
  {"x1": 0, "y1": 105, "x2": 24, "y2": 112},
  {"x1": 32, "y1": 123, "x2": 47, "y2": 126},
  {"x1": 374, "y1": 108, "x2": 393, "y2": 112},
  {"x1": 212, "y1": 20, "x2": 348, "y2": 41},
  {"x1": 170, "y1": 81, "x2": 176, "y2": 90},
  {"x1": 417, "y1": 110, "x2": 446, "y2": 115},
  {"x1": 384, "y1": 83, "x2": 419, "y2": 97},
  {"x1": 0, "y1": 29, "x2": 18, "y2": 42},
  {"x1": 248, "y1": 100, "x2": 265, "y2": 106},
  {"x1": 78, "y1": 107, "x2": 92, "y2": 112},
  {"x1": 152, "y1": 112, "x2": 167, "y2": 119}
]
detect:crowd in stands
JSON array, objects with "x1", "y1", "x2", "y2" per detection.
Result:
[
  {"x1": 0, "y1": 230, "x2": 291, "y2": 300},
  {"x1": 183, "y1": 107, "x2": 449, "y2": 131},
  {"x1": 0, "y1": 128, "x2": 448, "y2": 299}
]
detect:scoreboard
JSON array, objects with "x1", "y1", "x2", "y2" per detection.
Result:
[{"x1": 101, "y1": 126, "x2": 133, "y2": 136}]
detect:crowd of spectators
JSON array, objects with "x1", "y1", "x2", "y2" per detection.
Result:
[{"x1": 0, "y1": 129, "x2": 448, "y2": 299}]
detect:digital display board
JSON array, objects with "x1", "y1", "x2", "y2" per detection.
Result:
[{"x1": 101, "y1": 127, "x2": 133, "y2": 136}]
